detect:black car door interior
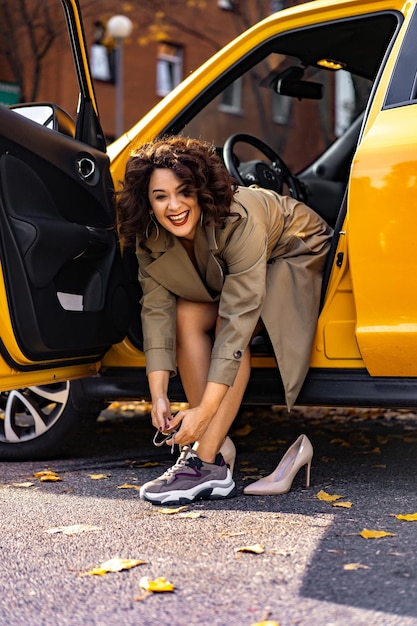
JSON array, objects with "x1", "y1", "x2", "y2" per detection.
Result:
[{"x1": 0, "y1": 105, "x2": 133, "y2": 368}]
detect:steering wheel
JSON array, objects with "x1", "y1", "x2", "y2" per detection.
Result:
[{"x1": 223, "y1": 133, "x2": 305, "y2": 201}]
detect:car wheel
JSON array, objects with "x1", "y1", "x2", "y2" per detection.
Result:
[{"x1": 0, "y1": 382, "x2": 100, "y2": 461}]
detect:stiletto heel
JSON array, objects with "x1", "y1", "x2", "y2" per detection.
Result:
[
  {"x1": 219, "y1": 436, "x2": 236, "y2": 475},
  {"x1": 243, "y1": 434, "x2": 313, "y2": 496}
]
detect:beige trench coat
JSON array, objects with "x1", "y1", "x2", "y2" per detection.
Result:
[{"x1": 137, "y1": 186, "x2": 333, "y2": 409}]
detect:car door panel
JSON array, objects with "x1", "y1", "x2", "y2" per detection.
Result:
[{"x1": 0, "y1": 106, "x2": 133, "y2": 369}]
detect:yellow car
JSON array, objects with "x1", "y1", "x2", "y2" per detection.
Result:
[{"x1": 1, "y1": 0, "x2": 416, "y2": 459}]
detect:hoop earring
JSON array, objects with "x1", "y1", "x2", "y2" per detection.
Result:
[{"x1": 146, "y1": 214, "x2": 160, "y2": 241}]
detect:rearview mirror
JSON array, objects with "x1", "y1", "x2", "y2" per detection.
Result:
[{"x1": 271, "y1": 66, "x2": 323, "y2": 100}]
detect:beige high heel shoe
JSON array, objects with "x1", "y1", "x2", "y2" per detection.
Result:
[
  {"x1": 219, "y1": 436, "x2": 236, "y2": 475},
  {"x1": 243, "y1": 434, "x2": 313, "y2": 495}
]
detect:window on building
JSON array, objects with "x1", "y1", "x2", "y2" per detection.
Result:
[
  {"x1": 218, "y1": 78, "x2": 242, "y2": 114},
  {"x1": 156, "y1": 44, "x2": 183, "y2": 97}
]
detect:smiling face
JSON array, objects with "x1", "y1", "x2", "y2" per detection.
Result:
[{"x1": 148, "y1": 168, "x2": 202, "y2": 242}]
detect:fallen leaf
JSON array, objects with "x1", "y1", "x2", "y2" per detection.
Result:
[
  {"x1": 344, "y1": 563, "x2": 370, "y2": 571},
  {"x1": 88, "y1": 474, "x2": 110, "y2": 480},
  {"x1": 80, "y1": 557, "x2": 146, "y2": 576},
  {"x1": 235, "y1": 543, "x2": 265, "y2": 554},
  {"x1": 403, "y1": 437, "x2": 417, "y2": 443},
  {"x1": 156, "y1": 506, "x2": 189, "y2": 515},
  {"x1": 396, "y1": 512, "x2": 417, "y2": 522},
  {"x1": 46, "y1": 524, "x2": 101, "y2": 536},
  {"x1": 332, "y1": 501, "x2": 353, "y2": 508},
  {"x1": 33, "y1": 469, "x2": 62, "y2": 482},
  {"x1": 372, "y1": 464, "x2": 386, "y2": 469},
  {"x1": 232, "y1": 424, "x2": 253, "y2": 437},
  {"x1": 250, "y1": 622, "x2": 280, "y2": 626},
  {"x1": 12, "y1": 482, "x2": 35, "y2": 488},
  {"x1": 117, "y1": 483, "x2": 141, "y2": 490},
  {"x1": 178, "y1": 511, "x2": 202, "y2": 519},
  {"x1": 219, "y1": 531, "x2": 245, "y2": 538},
  {"x1": 316, "y1": 490, "x2": 344, "y2": 502},
  {"x1": 139, "y1": 576, "x2": 174, "y2": 592},
  {"x1": 134, "y1": 461, "x2": 160, "y2": 468},
  {"x1": 359, "y1": 529, "x2": 397, "y2": 539},
  {"x1": 330, "y1": 438, "x2": 351, "y2": 447},
  {"x1": 361, "y1": 447, "x2": 381, "y2": 455}
]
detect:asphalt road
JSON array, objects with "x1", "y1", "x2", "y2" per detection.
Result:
[{"x1": 2, "y1": 403, "x2": 417, "y2": 626}]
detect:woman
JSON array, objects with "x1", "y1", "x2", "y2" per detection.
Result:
[{"x1": 117, "y1": 136, "x2": 333, "y2": 506}]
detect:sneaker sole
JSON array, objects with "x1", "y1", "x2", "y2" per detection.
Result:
[{"x1": 141, "y1": 479, "x2": 237, "y2": 506}]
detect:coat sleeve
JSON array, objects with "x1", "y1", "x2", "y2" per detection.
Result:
[
  {"x1": 208, "y1": 214, "x2": 269, "y2": 386},
  {"x1": 137, "y1": 250, "x2": 177, "y2": 377}
]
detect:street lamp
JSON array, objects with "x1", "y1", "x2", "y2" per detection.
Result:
[{"x1": 106, "y1": 14, "x2": 133, "y2": 139}]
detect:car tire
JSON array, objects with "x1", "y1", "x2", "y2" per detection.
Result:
[{"x1": 0, "y1": 381, "x2": 101, "y2": 461}]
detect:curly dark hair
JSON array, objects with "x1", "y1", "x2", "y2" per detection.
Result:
[{"x1": 117, "y1": 136, "x2": 238, "y2": 249}]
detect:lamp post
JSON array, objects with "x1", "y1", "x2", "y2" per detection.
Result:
[{"x1": 106, "y1": 15, "x2": 133, "y2": 139}]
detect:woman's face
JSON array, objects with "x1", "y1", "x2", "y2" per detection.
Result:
[{"x1": 148, "y1": 168, "x2": 202, "y2": 241}]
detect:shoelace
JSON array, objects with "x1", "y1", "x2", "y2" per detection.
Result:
[{"x1": 159, "y1": 445, "x2": 196, "y2": 478}]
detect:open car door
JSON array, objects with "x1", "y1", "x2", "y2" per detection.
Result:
[{"x1": 0, "y1": 0, "x2": 134, "y2": 392}]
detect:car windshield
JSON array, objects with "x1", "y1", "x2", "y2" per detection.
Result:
[{"x1": 183, "y1": 52, "x2": 372, "y2": 172}]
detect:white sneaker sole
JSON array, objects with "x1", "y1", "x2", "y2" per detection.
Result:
[{"x1": 140, "y1": 475, "x2": 237, "y2": 506}]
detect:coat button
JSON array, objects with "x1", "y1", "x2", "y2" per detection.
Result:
[{"x1": 233, "y1": 350, "x2": 242, "y2": 359}]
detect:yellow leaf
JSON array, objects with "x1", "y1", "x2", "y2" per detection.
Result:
[
  {"x1": 80, "y1": 557, "x2": 146, "y2": 576},
  {"x1": 250, "y1": 622, "x2": 280, "y2": 626},
  {"x1": 403, "y1": 437, "x2": 417, "y2": 443},
  {"x1": 117, "y1": 483, "x2": 141, "y2": 490},
  {"x1": 330, "y1": 438, "x2": 351, "y2": 447},
  {"x1": 344, "y1": 563, "x2": 370, "y2": 571},
  {"x1": 332, "y1": 501, "x2": 352, "y2": 508},
  {"x1": 34, "y1": 469, "x2": 62, "y2": 482},
  {"x1": 396, "y1": 512, "x2": 417, "y2": 521},
  {"x1": 316, "y1": 490, "x2": 344, "y2": 502},
  {"x1": 88, "y1": 474, "x2": 110, "y2": 480},
  {"x1": 134, "y1": 461, "x2": 160, "y2": 468},
  {"x1": 178, "y1": 511, "x2": 202, "y2": 519},
  {"x1": 359, "y1": 529, "x2": 396, "y2": 539},
  {"x1": 235, "y1": 543, "x2": 265, "y2": 554},
  {"x1": 12, "y1": 482, "x2": 35, "y2": 488},
  {"x1": 157, "y1": 506, "x2": 189, "y2": 515},
  {"x1": 139, "y1": 576, "x2": 174, "y2": 592},
  {"x1": 232, "y1": 424, "x2": 253, "y2": 437}
]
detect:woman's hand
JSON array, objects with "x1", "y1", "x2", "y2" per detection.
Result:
[
  {"x1": 150, "y1": 395, "x2": 173, "y2": 433},
  {"x1": 167, "y1": 405, "x2": 212, "y2": 447}
]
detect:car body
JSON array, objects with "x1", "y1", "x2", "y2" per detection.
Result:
[{"x1": 1, "y1": 0, "x2": 417, "y2": 459}]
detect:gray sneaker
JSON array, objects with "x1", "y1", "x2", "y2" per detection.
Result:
[{"x1": 139, "y1": 447, "x2": 237, "y2": 505}]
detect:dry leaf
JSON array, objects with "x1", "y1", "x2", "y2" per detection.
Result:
[
  {"x1": 178, "y1": 511, "x2": 202, "y2": 519},
  {"x1": 316, "y1": 490, "x2": 344, "y2": 502},
  {"x1": 88, "y1": 474, "x2": 110, "y2": 480},
  {"x1": 362, "y1": 447, "x2": 381, "y2": 455},
  {"x1": 250, "y1": 622, "x2": 280, "y2": 626},
  {"x1": 403, "y1": 437, "x2": 417, "y2": 443},
  {"x1": 219, "y1": 531, "x2": 245, "y2": 538},
  {"x1": 330, "y1": 438, "x2": 351, "y2": 447},
  {"x1": 117, "y1": 483, "x2": 141, "y2": 490},
  {"x1": 80, "y1": 557, "x2": 146, "y2": 576},
  {"x1": 157, "y1": 506, "x2": 189, "y2": 515},
  {"x1": 344, "y1": 563, "x2": 370, "y2": 571},
  {"x1": 232, "y1": 424, "x2": 253, "y2": 437},
  {"x1": 135, "y1": 461, "x2": 160, "y2": 468},
  {"x1": 46, "y1": 524, "x2": 101, "y2": 536},
  {"x1": 359, "y1": 529, "x2": 396, "y2": 539},
  {"x1": 33, "y1": 469, "x2": 62, "y2": 482},
  {"x1": 235, "y1": 543, "x2": 265, "y2": 554},
  {"x1": 12, "y1": 482, "x2": 35, "y2": 488},
  {"x1": 139, "y1": 576, "x2": 174, "y2": 592},
  {"x1": 396, "y1": 512, "x2": 417, "y2": 521},
  {"x1": 332, "y1": 501, "x2": 352, "y2": 508}
]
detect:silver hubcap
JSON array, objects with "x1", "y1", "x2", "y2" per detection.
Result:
[{"x1": 0, "y1": 382, "x2": 70, "y2": 444}]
